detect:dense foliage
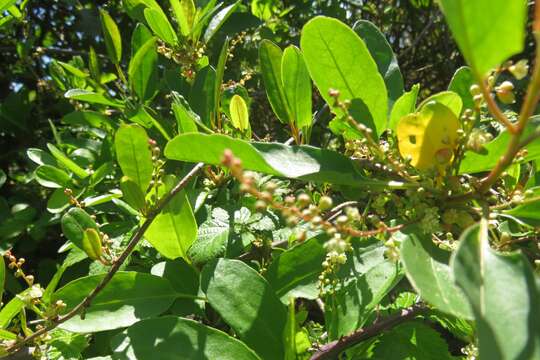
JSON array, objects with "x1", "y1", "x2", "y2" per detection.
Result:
[{"x1": 1, "y1": 0, "x2": 539, "y2": 359}]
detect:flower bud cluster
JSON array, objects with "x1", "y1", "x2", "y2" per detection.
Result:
[
  {"x1": 5, "y1": 251, "x2": 35, "y2": 287},
  {"x1": 221, "y1": 149, "x2": 406, "y2": 295}
]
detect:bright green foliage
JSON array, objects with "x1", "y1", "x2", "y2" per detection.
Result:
[
  {"x1": 281, "y1": 46, "x2": 312, "y2": 130},
  {"x1": 259, "y1": 40, "x2": 290, "y2": 124},
  {"x1": 452, "y1": 223, "x2": 540, "y2": 359},
  {"x1": 111, "y1": 317, "x2": 261, "y2": 360},
  {"x1": 114, "y1": 124, "x2": 153, "y2": 194},
  {"x1": 99, "y1": 9, "x2": 122, "y2": 64},
  {"x1": 439, "y1": 0, "x2": 527, "y2": 76},
  {"x1": 53, "y1": 272, "x2": 177, "y2": 332},
  {"x1": 301, "y1": 16, "x2": 387, "y2": 136},
  {"x1": 144, "y1": 175, "x2": 197, "y2": 260},
  {"x1": 201, "y1": 259, "x2": 287, "y2": 359},
  {"x1": 400, "y1": 229, "x2": 472, "y2": 319},
  {"x1": 354, "y1": 20, "x2": 404, "y2": 110},
  {"x1": 143, "y1": 7, "x2": 178, "y2": 46},
  {"x1": 3, "y1": 2, "x2": 540, "y2": 359},
  {"x1": 128, "y1": 37, "x2": 158, "y2": 102}
]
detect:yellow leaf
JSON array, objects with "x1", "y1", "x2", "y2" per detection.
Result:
[
  {"x1": 397, "y1": 102, "x2": 459, "y2": 170},
  {"x1": 230, "y1": 94, "x2": 249, "y2": 131}
]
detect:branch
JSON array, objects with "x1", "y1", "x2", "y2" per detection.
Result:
[
  {"x1": 6, "y1": 163, "x2": 205, "y2": 354},
  {"x1": 310, "y1": 304, "x2": 426, "y2": 360}
]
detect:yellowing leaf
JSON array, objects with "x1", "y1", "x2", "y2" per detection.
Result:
[
  {"x1": 397, "y1": 102, "x2": 459, "y2": 170},
  {"x1": 230, "y1": 94, "x2": 249, "y2": 131}
]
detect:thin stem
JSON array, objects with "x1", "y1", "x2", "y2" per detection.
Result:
[
  {"x1": 6, "y1": 163, "x2": 204, "y2": 354},
  {"x1": 479, "y1": 79, "x2": 516, "y2": 132},
  {"x1": 476, "y1": 28, "x2": 540, "y2": 194},
  {"x1": 310, "y1": 304, "x2": 426, "y2": 360}
]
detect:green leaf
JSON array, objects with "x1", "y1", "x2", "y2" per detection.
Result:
[
  {"x1": 188, "y1": 207, "x2": 230, "y2": 265},
  {"x1": 47, "y1": 329, "x2": 89, "y2": 360},
  {"x1": 301, "y1": 16, "x2": 387, "y2": 136},
  {"x1": 388, "y1": 84, "x2": 419, "y2": 131},
  {"x1": 165, "y1": 133, "x2": 404, "y2": 188},
  {"x1": 62, "y1": 110, "x2": 113, "y2": 130},
  {"x1": 281, "y1": 46, "x2": 312, "y2": 130},
  {"x1": 229, "y1": 94, "x2": 249, "y2": 131},
  {"x1": 57, "y1": 61, "x2": 88, "y2": 78},
  {"x1": 123, "y1": 0, "x2": 162, "y2": 23},
  {"x1": 151, "y1": 259, "x2": 202, "y2": 316},
  {"x1": 189, "y1": 66, "x2": 217, "y2": 127},
  {"x1": 47, "y1": 143, "x2": 89, "y2": 179},
  {"x1": 451, "y1": 222, "x2": 540, "y2": 359},
  {"x1": 448, "y1": 66, "x2": 475, "y2": 112},
  {"x1": 215, "y1": 37, "x2": 230, "y2": 117},
  {"x1": 460, "y1": 117, "x2": 540, "y2": 173},
  {"x1": 128, "y1": 37, "x2": 158, "y2": 102},
  {"x1": 0, "y1": 287, "x2": 42, "y2": 329},
  {"x1": 259, "y1": 40, "x2": 290, "y2": 124},
  {"x1": 372, "y1": 321, "x2": 455, "y2": 360},
  {"x1": 417, "y1": 91, "x2": 462, "y2": 119},
  {"x1": 170, "y1": 0, "x2": 196, "y2": 36},
  {"x1": 114, "y1": 124, "x2": 153, "y2": 193},
  {"x1": 131, "y1": 23, "x2": 153, "y2": 58},
  {"x1": 145, "y1": 174, "x2": 197, "y2": 260},
  {"x1": 144, "y1": 7, "x2": 178, "y2": 46},
  {"x1": 111, "y1": 316, "x2": 261, "y2": 360},
  {"x1": 27, "y1": 148, "x2": 58, "y2": 166},
  {"x1": 99, "y1": 9, "x2": 122, "y2": 64},
  {"x1": 353, "y1": 20, "x2": 404, "y2": 111},
  {"x1": 120, "y1": 176, "x2": 147, "y2": 211},
  {"x1": 35, "y1": 165, "x2": 71, "y2": 188},
  {"x1": 52, "y1": 272, "x2": 177, "y2": 332},
  {"x1": 438, "y1": 0, "x2": 527, "y2": 77},
  {"x1": 64, "y1": 89, "x2": 124, "y2": 108},
  {"x1": 202, "y1": 1, "x2": 239, "y2": 43},
  {"x1": 325, "y1": 238, "x2": 402, "y2": 339},
  {"x1": 265, "y1": 235, "x2": 326, "y2": 303},
  {"x1": 172, "y1": 93, "x2": 199, "y2": 133},
  {"x1": 61, "y1": 207, "x2": 99, "y2": 256},
  {"x1": 400, "y1": 228, "x2": 473, "y2": 319},
  {"x1": 89, "y1": 47, "x2": 101, "y2": 81},
  {"x1": 201, "y1": 259, "x2": 287, "y2": 359}
]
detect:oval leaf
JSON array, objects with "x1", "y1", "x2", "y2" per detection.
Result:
[
  {"x1": 111, "y1": 316, "x2": 261, "y2": 360},
  {"x1": 400, "y1": 229, "x2": 473, "y2": 319},
  {"x1": 52, "y1": 272, "x2": 177, "y2": 332},
  {"x1": 281, "y1": 45, "x2": 312, "y2": 130},
  {"x1": 201, "y1": 259, "x2": 286, "y2": 359},
  {"x1": 301, "y1": 16, "x2": 387, "y2": 136},
  {"x1": 114, "y1": 124, "x2": 153, "y2": 194},
  {"x1": 439, "y1": 0, "x2": 527, "y2": 76},
  {"x1": 229, "y1": 94, "x2": 249, "y2": 131},
  {"x1": 451, "y1": 222, "x2": 540, "y2": 359}
]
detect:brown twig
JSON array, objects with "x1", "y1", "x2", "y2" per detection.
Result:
[
  {"x1": 6, "y1": 163, "x2": 205, "y2": 354},
  {"x1": 310, "y1": 304, "x2": 426, "y2": 360}
]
